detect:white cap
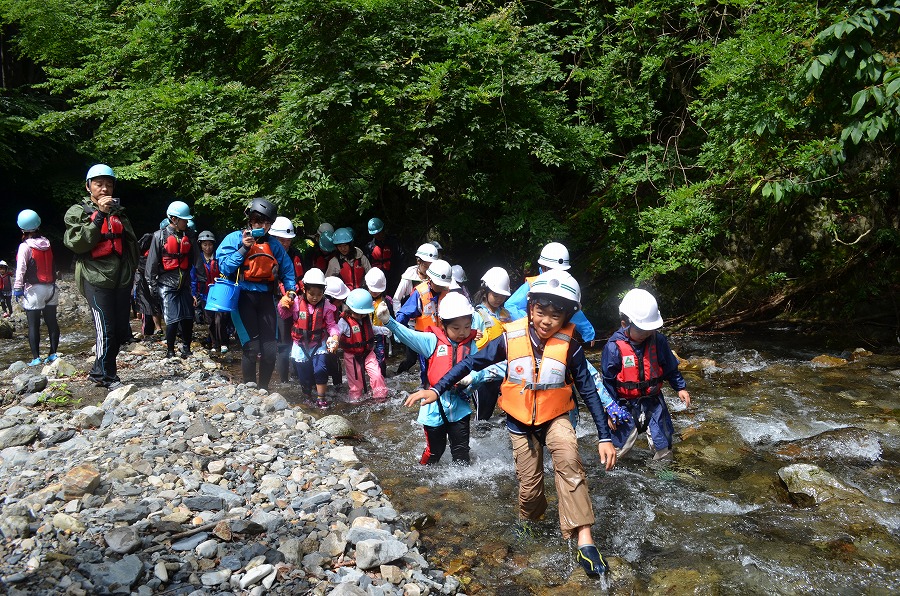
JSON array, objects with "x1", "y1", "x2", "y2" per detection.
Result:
[
  {"x1": 480, "y1": 267, "x2": 511, "y2": 296},
  {"x1": 270, "y1": 216, "x2": 296, "y2": 239},
  {"x1": 451, "y1": 264, "x2": 467, "y2": 283},
  {"x1": 415, "y1": 243, "x2": 439, "y2": 262},
  {"x1": 619, "y1": 288, "x2": 663, "y2": 330},
  {"x1": 538, "y1": 242, "x2": 571, "y2": 270},
  {"x1": 365, "y1": 267, "x2": 387, "y2": 293},
  {"x1": 302, "y1": 268, "x2": 326, "y2": 286},
  {"x1": 438, "y1": 292, "x2": 474, "y2": 320},
  {"x1": 528, "y1": 270, "x2": 581, "y2": 311},
  {"x1": 426, "y1": 259, "x2": 453, "y2": 287},
  {"x1": 324, "y1": 276, "x2": 350, "y2": 300}
]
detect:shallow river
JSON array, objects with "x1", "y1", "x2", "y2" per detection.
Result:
[{"x1": 3, "y1": 321, "x2": 898, "y2": 594}]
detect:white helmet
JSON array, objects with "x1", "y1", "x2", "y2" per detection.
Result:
[
  {"x1": 365, "y1": 267, "x2": 387, "y2": 293},
  {"x1": 270, "y1": 216, "x2": 296, "y2": 239},
  {"x1": 619, "y1": 288, "x2": 663, "y2": 330},
  {"x1": 324, "y1": 276, "x2": 350, "y2": 300},
  {"x1": 302, "y1": 268, "x2": 326, "y2": 287},
  {"x1": 528, "y1": 270, "x2": 581, "y2": 313},
  {"x1": 438, "y1": 292, "x2": 474, "y2": 320},
  {"x1": 426, "y1": 259, "x2": 453, "y2": 287},
  {"x1": 0, "y1": 260, "x2": 7, "y2": 267},
  {"x1": 317, "y1": 222, "x2": 334, "y2": 236},
  {"x1": 415, "y1": 243, "x2": 439, "y2": 262},
  {"x1": 537, "y1": 242, "x2": 571, "y2": 270},
  {"x1": 429, "y1": 240, "x2": 443, "y2": 251},
  {"x1": 480, "y1": 267, "x2": 511, "y2": 296},
  {"x1": 198, "y1": 231, "x2": 216, "y2": 243},
  {"x1": 451, "y1": 264, "x2": 467, "y2": 283}
]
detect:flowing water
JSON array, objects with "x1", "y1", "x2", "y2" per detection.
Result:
[{"x1": 3, "y1": 320, "x2": 898, "y2": 594}]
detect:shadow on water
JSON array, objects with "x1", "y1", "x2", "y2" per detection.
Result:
[{"x1": 266, "y1": 330, "x2": 900, "y2": 595}]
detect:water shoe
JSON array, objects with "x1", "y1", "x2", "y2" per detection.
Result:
[
  {"x1": 576, "y1": 544, "x2": 609, "y2": 577},
  {"x1": 28, "y1": 357, "x2": 43, "y2": 366},
  {"x1": 45, "y1": 353, "x2": 58, "y2": 363}
]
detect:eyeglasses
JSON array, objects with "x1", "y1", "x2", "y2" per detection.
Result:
[{"x1": 248, "y1": 214, "x2": 269, "y2": 225}]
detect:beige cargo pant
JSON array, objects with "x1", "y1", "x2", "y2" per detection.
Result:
[{"x1": 509, "y1": 414, "x2": 595, "y2": 539}]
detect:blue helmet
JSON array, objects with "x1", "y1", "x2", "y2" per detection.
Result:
[
  {"x1": 332, "y1": 227, "x2": 354, "y2": 245},
  {"x1": 346, "y1": 288, "x2": 375, "y2": 314},
  {"x1": 17, "y1": 209, "x2": 41, "y2": 232},
  {"x1": 86, "y1": 164, "x2": 116, "y2": 181},
  {"x1": 319, "y1": 232, "x2": 335, "y2": 252},
  {"x1": 160, "y1": 218, "x2": 169, "y2": 230},
  {"x1": 166, "y1": 200, "x2": 194, "y2": 220},
  {"x1": 367, "y1": 217, "x2": 384, "y2": 235}
]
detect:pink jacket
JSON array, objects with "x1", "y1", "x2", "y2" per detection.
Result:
[{"x1": 277, "y1": 295, "x2": 341, "y2": 338}]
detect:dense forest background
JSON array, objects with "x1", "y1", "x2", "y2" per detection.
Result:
[{"x1": 1, "y1": 0, "x2": 898, "y2": 335}]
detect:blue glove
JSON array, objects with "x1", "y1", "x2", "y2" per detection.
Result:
[
  {"x1": 606, "y1": 402, "x2": 632, "y2": 425},
  {"x1": 12, "y1": 288, "x2": 24, "y2": 302}
]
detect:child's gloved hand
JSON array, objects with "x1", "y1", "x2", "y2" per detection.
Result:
[
  {"x1": 326, "y1": 335, "x2": 339, "y2": 353},
  {"x1": 278, "y1": 294, "x2": 293, "y2": 309},
  {"x1": 457, "y1": 370, "x2": 482, "y2": 388},
  {"x1": 605, "y1": 402, "x2": 631, "y2": 425},
  {"x1": 375, "y1": 301, "x2": 390, "y2": 322},
  {"x1": 12, "y1": 288, "x2": 23, "y2": 302}
]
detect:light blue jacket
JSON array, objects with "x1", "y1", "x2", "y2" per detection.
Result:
[
  {"x1": 503, "y1": 280, "x2": 596, "y2": 342},
  {"x1": 216, "y1": 230, "x2": 295, "y2": 292}
]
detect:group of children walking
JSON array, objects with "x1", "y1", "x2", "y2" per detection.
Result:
[{"x1": 11, "y1": 173, "x2": 694, "y2": 579}]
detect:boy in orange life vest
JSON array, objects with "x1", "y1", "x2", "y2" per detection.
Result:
[
  {"x1": 216, "y1": 198, "x2": 296, "y2": 391},
  {"x1": 0, "y1": 261, "x2": 13, "y2": 318},
  {"x1": 337, "y1": 289, "x2": 390, "y2": 403},
  {"x1": 64, "y1": 164, "x2": 138, "y2": 389},
  {"x1": 14, "y1": 209, "x2": 60, "y2": 366},
  {"x1": 601, "y1": 288, "x2": 690, "y2": 461},
  {"x1": 379, "y1": 292, "x2": 478, "y2": 465},
  {"x1": 325, "y1": 227, "x2": 371, "y2": 291},
  {"x1": 146, "y1": 201, "x2": 204, "y2": 359},
  {"x1": 277, "y1": 268, "x2": 340, "y2": 408},
  {"x1": 407, "y1": 270, "x2": 617, "y2": 577}
]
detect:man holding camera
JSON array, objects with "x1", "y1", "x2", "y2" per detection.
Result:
[
  {"x1": 64, "y1": 164, "x2": 138, "y2": 389},
  {"x1": 216, "y1": 198, "x2": 295, "y2": 391}
]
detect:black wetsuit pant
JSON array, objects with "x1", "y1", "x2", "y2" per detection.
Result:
[
  {"x1": 232, "y1": 290, "x2": 277, "y2": 390},
  {"x1": 84, "y1": 283, "x2": 132, "y2": 386},
  {"x1": 26, "y1": 305, "x2": 60, "y2": 359},
  {"x1": 422, "y1": 414, "x2": 471, "y2": 465}
]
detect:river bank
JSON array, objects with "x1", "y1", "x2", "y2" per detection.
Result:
[{"x1": 0, "y1": 325, "x2": 460, "y2": 595}]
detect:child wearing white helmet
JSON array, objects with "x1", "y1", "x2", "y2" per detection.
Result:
[
  {"x1": 407, "y1": 269, "x2": 618, "y2": 577},
  {"x1": 468, "y1": 266, "x2": 515, "y2": 419},
  {"x1": 395, "y1": 259, "x2": 455, "y2": 388},
  {"x1": 392, "y1": 242, "x2": 439, "y2": 377},
  {"x1": 277, "y1": 268, "x2": 341, "y2": 407},
  {"x1": 379, "y1": 291, "x2": 479, "y2": 464},
  {"x1": 337, "y1": 288, "x2": 391, "y2": 403},
  {"x1": 270, "y1": 216, "x2": 306, "y2": 383},
  {"x1": 600, "y1": 288, "x2": 690, "y2": 461},
  {"x1": 504, "y1": 241, "x2": 598, "y2": 345},
  {"x1": 15, "y1": 209, "x2": 61, "y2": 366},
  {"x1": 365, "y1": 267, "x2": 394, "y2": 378},
  {"x1": 325, "y1": 227, "x2": 371, "y2": 291},
  {"x1": 146, "y1": 200, "x2": 204, "y2": 359},
  {"x1": 0, "y1": 260, "x2": 13, "y2": 318},
  {"x1": 323, "y1": 276, "x2": 351, "y2": 387}
]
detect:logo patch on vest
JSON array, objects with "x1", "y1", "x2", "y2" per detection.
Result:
[
  {"x1": 436, "y1": 345, "x2": 448, "y2": 357},
  {"x1": 351, "y1": 324, "x2": 361, "y2": 333},
  {"x1": 514, "y1": 365, "x2": 524, "y2": 374},
  {"x1": 622, "y1": 355, "x2": 636, "y2": 368},
  {"x1": 298, "y1": 312, "x2": 307, "y2": 320}
]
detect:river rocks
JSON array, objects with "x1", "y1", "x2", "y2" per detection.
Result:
[
  {"x1": 0, "y1": 337, "x2": 461, "y2": 595},
  {"x1": 774, "y1": 427, "x2": 883, "y2": 463},
  {"x1": 811, "y1": 354, "x2": 848, "y2": 367},
  {"x1": 0, "y1": 319, "x2": 12, "y2": 339},
  {"x1": 777, "y1": 463, "x2": 863, "y2": 507},
  {"x1": 41, "y1": 357, "x2": 79, "y2": 378}
]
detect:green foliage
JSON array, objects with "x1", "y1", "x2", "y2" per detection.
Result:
[{"x1": 39, "y1": 381, "x2": 81, "y2": 407}]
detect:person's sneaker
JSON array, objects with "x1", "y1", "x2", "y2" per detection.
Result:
[
  {"x1": 106, "y1": 381, "x2": 124, "y2": 390},
  {"x1": 316, "y1": 396, "x2": 330, "y2": 409},
  {"x1": 45, "y1": 353, "x2": 59, "y2": 363},
  {"x1": 220, "y1": 346, "x2": 229, "y2": 354},
  {"x1": 28, "y1": 357, "x2": 43, "y2": 367},
  {"x1": 576, "y1": 544, "x2": 609, "y2": 577},
  {"x1": 166, "y1": 349, "x2": 178, "y2": 359},
  {"x1": 180, "y1": 346, "x2": 192, "y2": 358}
]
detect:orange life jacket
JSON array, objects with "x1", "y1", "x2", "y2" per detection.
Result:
[
  {"x1": 241, "y1": 241, "x2": 278, "y2": 283},
  {"x1": 339, "y1": 255, "x2": 366, "y2": 290},
  {"x1": 340, "y1": 312, "x2": 375, "y2": 355},
  {"x1": 369, "y1": 242, "x2": 392, "y2": 272},
  {"x1": 498, "y1": 318, "x2": 574, "y2": 426},
  {"x1": 426, "y1": 326, "x2": 477, "y2": 388},
  {"x1": 25, "y1": 245, "x2": 55, "y2": 284},
  {"x1": 161, "y1": 229, "x2": 192, "y2": 271},
  {"x1": 414, "y1": 281, "x2": 442, "y2": 331},
  {"x1": 613, "y1": 334, "x2": 664, "y2": 399},
  {"x1": 291, "y1": 298, "x2": 327, "y2": 346},
  {"x1": 88, "y1": 209, "x2": 124, "y2": 259}
]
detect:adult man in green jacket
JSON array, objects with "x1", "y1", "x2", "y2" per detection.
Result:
[{"x1": 63, "y1": 164, "x2": 138, "y2": 388}]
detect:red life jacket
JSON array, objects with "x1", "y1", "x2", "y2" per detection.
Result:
[
  {"x1": 0, "y1": 273, "x2": 7, "y2": 291},
  {"x1": 291, "y1": 252, "x2": 305, "y2": 288},
  {"x1": 241, "y1": 241, "x2": 278, "y2": 283},
  {"x1": 291, "y1": 298, "x2": 327, "y2": 346},
  {"x1": 203, "y1": 257, "x2": 220, "y2": 294},
  {"x1": 426, "y1": 326, "x2": 477, "y2": 388},
  {"x1": 339, "y1": 255, "x2": 366, "y2": 290},
  {"x1": 161, "y1": 228, "x2": 192, "y2": 271},
  {"x1": 613, "y1": 333, "x2": 664, "y2": 399},
  {"x1": 369, "y1": 242, "x2": 392, "y2": 273},
  {"x1": 340, "y1": 312, "x2": 375, "y2": 355},
  {"x1": 312, "y1": 248, "x2": 332, "y2": 271},
  {"x1": 25, "y1": 245, "x2": 55, "y2": 284},
  {"x1": 88, "y1": 209, "x2": 124, "y2": 259}
]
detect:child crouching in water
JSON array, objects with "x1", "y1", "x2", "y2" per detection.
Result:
[
  {"x1": 277, "y1": 268, "x2": 340, "y2": 408},
  {"x1": 338, "y1": 288, "x2": 390, "y2": 402},
  {"x1": 406, "y1": 270, "x2": 617, "y2": 577},
  {"x1": 378, "y1": 292, "x2": 478, "y2": 465}
]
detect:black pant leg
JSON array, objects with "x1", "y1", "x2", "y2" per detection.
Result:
[{"x1": 447, "y1": 415, "x2": 472, "y2": 464}]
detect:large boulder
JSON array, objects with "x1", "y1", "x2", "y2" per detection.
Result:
[
  {"x1": 777, "y1": 463, "x2": 862, "y2": 507},
  {"x1": 315, "y1": 414, "x2": 356, "y2": 438}
]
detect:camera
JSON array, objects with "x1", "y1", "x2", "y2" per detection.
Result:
[
  {"x1": 110, "y1": 198, "x2": 120, "y2": 207},
  {"x1": 250, "y1": 227, "x2": 266, "y2": 239}
]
